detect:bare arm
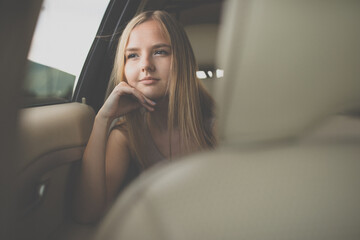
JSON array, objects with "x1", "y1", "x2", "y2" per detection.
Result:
[
  {"x1": 105, "y1": 127, "x2": 131, "y2": 205},
  {"x1": 73, "y1": 82, "x2": 155, "y2": 223}
]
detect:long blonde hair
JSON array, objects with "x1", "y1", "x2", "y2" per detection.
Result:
[{"x1": 110, "y1": 10, "x2": 216, "y2": 169}]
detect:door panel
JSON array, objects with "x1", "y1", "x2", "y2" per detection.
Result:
[
  {"x1": 18, "y1": 103, "x2": 94, "y2": 168},
  {"x1": 14, "y1": 102, "x2": 95, "y2": 240}
]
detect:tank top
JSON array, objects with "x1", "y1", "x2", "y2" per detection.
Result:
[
  {"x1": 114, "y1": 114, "x2": 214, "y2": 192},
  {"x1": 114, "y1": 116, "x2": 167, "y2": 193}
]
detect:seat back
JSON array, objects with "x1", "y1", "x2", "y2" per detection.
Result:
[{"x1": 216, "y1": 0, "x2": 360, "y2": 145}]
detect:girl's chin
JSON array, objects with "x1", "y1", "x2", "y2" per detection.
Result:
[{"x1": 143, "y1": 92, "x2": 168, "y2": 101}]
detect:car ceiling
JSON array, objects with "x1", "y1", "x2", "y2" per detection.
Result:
[{"x1": 143, "y1": 0, "x2": 224, "y2": 25}]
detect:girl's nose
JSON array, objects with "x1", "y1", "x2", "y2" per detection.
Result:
[{"x1": 141, "y1": 55, "x2": 155, "y2": 72}]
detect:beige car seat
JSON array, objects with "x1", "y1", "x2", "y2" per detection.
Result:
[{"x1": 95, "y1": 1, "x2": 360, "y2": 239}]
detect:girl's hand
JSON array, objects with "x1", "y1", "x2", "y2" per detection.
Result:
[{"x1": 98, "y1": 81, "x2": 156, "y2": 121}]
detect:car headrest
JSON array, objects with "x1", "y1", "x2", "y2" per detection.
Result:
[
  {"x1": 185, "y1": 24, "x2": 219, "y2": 70},
  {"x1": 216, "y1": 0, "x2": 360, "y2": 146}
]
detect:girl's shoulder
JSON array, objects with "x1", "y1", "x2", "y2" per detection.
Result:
[
  {"x1": 108, "y1": 118, "x2": 130, "y2": 146},
  {"x1": 111, "y1": 118, "x2": 128, "y2": 134},
  {"x1": 109, "y1": 118, "x2": 142, "y2": 172}
]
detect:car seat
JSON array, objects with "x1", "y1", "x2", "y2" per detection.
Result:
[{"x1": 95, "y1": 0, "x2": 360, "y2": 239}]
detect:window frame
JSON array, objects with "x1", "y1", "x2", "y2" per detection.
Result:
[{"x1": 72, "y1": 0, "x2": 143, "y2": 113}]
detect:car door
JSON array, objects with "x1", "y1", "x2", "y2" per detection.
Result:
[{"x1": 0, "y1": 0, "x2": 142, "y2": 239}]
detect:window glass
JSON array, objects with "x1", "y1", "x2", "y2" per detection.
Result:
[
  {"x1": 196, "y1": 69, "x2": 224, "y2": 79},
  {"x1": 24, "y1": 0, "x2": 109, "y2": 107}
]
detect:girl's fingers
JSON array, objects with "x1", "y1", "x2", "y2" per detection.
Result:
[
  {"x1": 144, "y1": 97, "x2": 156, "y2": 106},
  {"x1": 131, "y1": 88, "x2": 156, "y2": 111},
  {"x1": 116, "y1": 82, "x2": 156, "y2": 111}
]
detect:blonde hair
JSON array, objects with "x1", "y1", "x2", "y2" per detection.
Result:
[{"x1": 110, "y1": 10, "x2": 216, "y2": 169}]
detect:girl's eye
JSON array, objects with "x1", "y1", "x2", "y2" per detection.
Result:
[
  {"x1": 154, "y1": 50, "x2": 168, "y2": 55},
  {"x1": 127, "y1": 53, "x2": 138, "y2": 59}
]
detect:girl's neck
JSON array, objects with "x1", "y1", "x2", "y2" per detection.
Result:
[
  {"x1": 148, "y1": 97, "x2": 169, "y2": 132},
  {"x1": 147, "y1": 97, "x2": 183, "y2": 159}
]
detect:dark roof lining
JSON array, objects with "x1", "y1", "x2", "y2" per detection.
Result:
[{"x1": 143, "y1": 0, "x2": 223, "y2": 25}]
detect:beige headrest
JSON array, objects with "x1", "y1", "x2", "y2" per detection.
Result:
[
  {"x1": 216, "y1": 0, "x2": 360, "y2": 146},
  {"x1": 185, "y1": 24, "x2": 218, "y2": 69}
]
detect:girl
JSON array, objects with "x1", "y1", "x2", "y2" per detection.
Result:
[{"x1": 75, "y1": 10, "x2": 216, "y2": 223}]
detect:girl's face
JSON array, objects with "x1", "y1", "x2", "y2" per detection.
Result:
[{"x1": 124, "y1": 20, "x2": 172, "y2": 101}]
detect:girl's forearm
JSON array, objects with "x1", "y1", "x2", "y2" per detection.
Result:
[{"x1": 74, "y1": 114, "x2": 112, "y2": 223}]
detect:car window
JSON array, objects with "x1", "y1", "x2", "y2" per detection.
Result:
[
  {"x1": 196, "y1": 69, "x2": 224, "y2": 79},
  {"x1": 24, "y1": 0, "x2": 109, "y2": 107}
]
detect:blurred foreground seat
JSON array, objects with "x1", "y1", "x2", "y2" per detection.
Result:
[{"x1": 95, "y1": 1, "x2": 360, "y2": 239}]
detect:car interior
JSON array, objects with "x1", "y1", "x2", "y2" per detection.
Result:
[{"x1": 1, "y1": 0, "x2": 359, "y2": 240}]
